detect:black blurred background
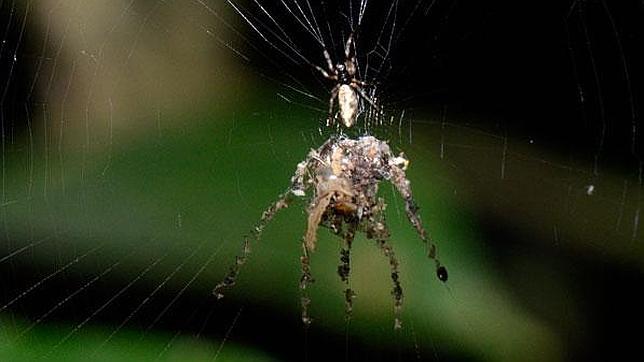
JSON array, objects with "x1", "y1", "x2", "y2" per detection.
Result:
[{"x1": 1, "y1": 0, "x2": 643, "y2": 361}]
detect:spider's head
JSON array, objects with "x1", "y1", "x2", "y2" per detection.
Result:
[{"x1": 336, "y1": 63, "x2": 350, "y2": 84}]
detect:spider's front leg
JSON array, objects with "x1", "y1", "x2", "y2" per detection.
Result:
[
  {"x1": 315, "y1": 49, "x2": 337, "y2": 81},
  {"x1": 388, "y1": 155, "x2": 448, "y2": 282},
  {"x1": 314, "y1": 64, "x2": 335, "y2": 81},
  {"x1": 344, "y1": 33, "x2": 357, "y2": 76}
]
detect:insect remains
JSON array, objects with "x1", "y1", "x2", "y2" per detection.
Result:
[{"x1": 214, "y1": 131, "x2": 448, "y2": 329}]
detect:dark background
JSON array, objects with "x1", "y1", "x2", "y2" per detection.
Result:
[{"x1": 1, "y1": 0, "x2": 643, "y2": 361}]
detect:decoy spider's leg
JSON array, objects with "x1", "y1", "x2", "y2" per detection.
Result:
[
  {"x1": 304, "y1": 192, "x2": 333, "y2": 252},
  {"x1": 377, "y1": 235, "x2": 404, "y2": 330},
  {"x1": 214, "y1": 158, "x2": 313, "y2": 299},
  {"x1": 338, "y1": 223, "x2": 357, "y2": 318},
  {"x1": 213, "y1": 192, "x2": 293, "y2": 299},
  {"x1": 300, "y1": 242, "x2": 314, "y2": 326},
  {"x1": 368, "y1": 199, "x2": 404, "y2": 329},
  {"x1": 388, "y1": 160, "x2": 448, "y2": 282}
]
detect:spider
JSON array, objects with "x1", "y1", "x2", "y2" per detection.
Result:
[
  {"x1": 213, "y1": 134, "x2": 448, "y2": 329},
  {"x1": 213, "y1": 33, "x2": 446, "y2": 329},
  {"x1": 315, "y1": 34, "x2": 379, "y2": 127}
]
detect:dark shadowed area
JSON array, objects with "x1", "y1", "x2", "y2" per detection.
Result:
[{"x1": 1, "y1": 1, "x2": 642, "y2": 361}]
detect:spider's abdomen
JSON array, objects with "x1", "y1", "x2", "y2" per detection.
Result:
[
  {"x1": 310, "y1": 136, "x2": 393, "y2": 207},
  {"x1": 338, "y1": 84, "x2": 358, "y2": 127}
]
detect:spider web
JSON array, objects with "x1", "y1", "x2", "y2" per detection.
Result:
[{"x1": 0, "y1": 0, "x2": 642, "y2": 361}]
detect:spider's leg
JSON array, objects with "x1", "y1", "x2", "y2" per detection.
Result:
[
  {"x1": 389, "y1": 160, "x2": 448, "y2": 283},
  {"x1": 215, "y1": 150, "x2": 314, "y2": 300},
  {"x1": 351, "y1": 79, "x2": 369, "y2": 87},
  {"x1": 300, "y1": 190, "x2": 334, "y2": 327},
  {"x1": 323, "y1": 48, "x2": 334, "y2": 74},
  {"x1": 377, "y1": 236, "x2": 404, "y2": 330},
  {"x1": 368, "y1": 200, "x2": 404, "y2": 329},
  {"x1": 327, "y1": 85, "x2": 341, "y2": 126},
  {"x1": 353, "y1": 84, "x2": 380, "y2": 112},
  {"x1": 337, "y1": 223, "x2": 357, "y2": 318},
  {"x1": 213, "y1": 192, "x2": 293, "y2": 299},
  {"x1": 300, "y1": 242, "x2": 314, "y2": 326},
  {"x1": 344, "y1": 33, "x2": 357, "y2": 76},
  {"x1": 305, "y1": 192, "x2": 333, "y2": 251},
  {"x1": 315, "y1": 64, "x2": 337, "y2": 81},
  {"x1": 344, "y1": 33, "x2": 355, "y2": 59}
]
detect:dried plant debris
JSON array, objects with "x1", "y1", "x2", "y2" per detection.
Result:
[{"x1": 215, "y1": 135, "x2": 447, "y2": 329}]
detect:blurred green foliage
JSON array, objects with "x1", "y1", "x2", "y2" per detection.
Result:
[
  {"x1": 0, "y1": 317, "x2": 274, "y2": 361},
  {"x1": 2, "y1": 96, "x2": 563, "y2": 361}
]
